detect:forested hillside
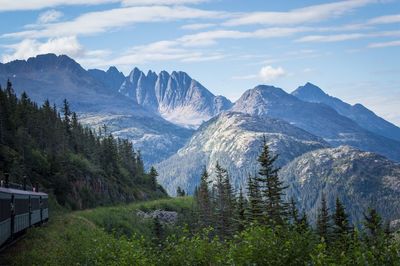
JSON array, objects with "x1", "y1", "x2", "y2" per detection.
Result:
[
  {"x1": 3, "y1": 142, "x2": 400, "y2": 265},
  {"x1": 0, "y1": 80, "x2": 166, "y2": 209}
]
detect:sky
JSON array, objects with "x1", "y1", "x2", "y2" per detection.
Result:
[{"x1": 0, "y1": 0, "x2": 399, "y2": 125}]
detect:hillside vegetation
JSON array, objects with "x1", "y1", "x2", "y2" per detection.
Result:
[
  {"x1": 0, "y1": 81, "x2": 166, "y2": 209},
  {"x1": 2, "y1": 196, "x2": 399, "y2": 266}
]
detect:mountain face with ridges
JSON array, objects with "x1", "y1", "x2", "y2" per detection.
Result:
[
  {"x1": 280, "y1": 146, "x2": 400, "y2": 224},
  {"x1": 156, "y1": 111, "x2": 329, "y2": 195},
  {"x1": 0, "y1": 54, "x2": 193, "y2": 166},
  {"x1": 292, "y1": 82, "x2": 400, "y2": 142},
  {"x1": 0, "y1": 54, "x2": 135, "y2": 113},
  {"x1": 231, "y1": 85, "x2": 400, "y2": 162},
  {"x1": 119, "y1": 68, "x2": 232, "y2": 128},
  {"x1": 88, "y1": 66, "x2": 126, "y2": 93}
]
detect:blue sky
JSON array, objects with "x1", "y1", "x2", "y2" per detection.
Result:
[{"x1": 0, "y1": 0, "x2": 399, "y2": 125}]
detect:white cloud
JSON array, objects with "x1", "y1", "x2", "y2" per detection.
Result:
[
  {"x1": 259, "y1": 65, "x2": 286, "y2": 81},
  {"x1": 2, "y1": 36, "x2": 84, "y2": 62},
  {"x1": 2, "y1": 6, "x2": 224, "y2": 39},
  {"x1": 296, "y1": 33, "x2": 365, "y2": 43},
  {"x1": 38, "y1": 10, "x2": 63, "y2": 23},
  {"x1": 368, "y1": 40, "x2": 400, "y2": 48},
  {"x1": 296, "y1": 30, "x2": 400, "y2": 43},
  {"x1": 224, "y1": 0, "x2": 376, "y2": 26},
  {"x1": 0, "y1": 0, "x2": 118, "y2": 12},
  {"x1": 368, "y1": 13, "x2": 400, "y2": 24},
  {"x1": 0, "y1": 0, "x2": 209, "y2": 12},
  {"x1": 82, "y1": 40, "x2": 224, "y2": 69},
  {"x1": 181, "y1": 23, "x2": 215, "y2": 30},
  {"x1": 177, "y1": 27, "x2": 309, "y2": 47},
  {"x1": 121, "y1": 0, "x2": 207, "y2": 6}
]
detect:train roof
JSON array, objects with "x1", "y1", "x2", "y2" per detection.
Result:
[{"x1": 0, "y1": 186, "x2": 48, "y2": 196}]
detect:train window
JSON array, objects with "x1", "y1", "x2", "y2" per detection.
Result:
[
  {"x1": 0, "y1": 198, "x2": 11, "y2": 221},
  {"x1": 42, "y1": 198, "x2": 48, "y2": 209},
  {"x1": 31, "y1": 198, "x2": 40, "y2": 210},
  {"x1": 15, "y1": 198, "x2": 29, "y2": 215}
]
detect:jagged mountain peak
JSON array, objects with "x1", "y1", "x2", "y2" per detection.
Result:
[
  {"x1": 242, "y1": 84, "x2": 293, "y2": 102},
  {"x1": 129, "y1": 67, "x2": 144, "y2": 78},
  {"x1": 119, "y1": 67, "x2": 232, "y2": 128},
  {"x1": 147, "y1": 70, "x2": 157, "y2": 78},
  {"x1": 157, "y1": 110, "x2": 328, "y2": 195},
  {"x1": 292, "y1": 83, "x2": 400, "y2": 142},
  {"x1": 106, "y1": 66, "x2": 120, "y2": 74},
  {"x1": 232, "y1": 83, "x2": 400, "y2": 162},
  {"x1": 254, "y1": 84, "x2": 287, "y2": 94},
  {"x1": 292, "y1": 82, "x2": 327, "y2": 100},
  {"x1": 4, "y1": 53, "x2": 85, "y2": 75},
  {"x1": 171, "y1": 70, "x2": 190, "y2": 78}
]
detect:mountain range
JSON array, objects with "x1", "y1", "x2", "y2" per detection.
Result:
[
  {"x1": 231, "y1": 85, "x2": 400, "y2": 162},
  {"x1": 281, "y1": 146, "x2": 400, "y2": 223},
  {"x1": 156, "y1": 111, "x2": 328, "y2": 195},
  {"x1": 292, "y1": 82, "x2": 400, "y2": 142},
  {"x1": 117, "y1": 67, "x2": 232, "y2": 128},
  {"x1": 1, "y1": 53, "x2": 400, "y2": 223}
]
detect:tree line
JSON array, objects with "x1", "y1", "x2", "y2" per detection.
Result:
[
  {"x1": 0, "y1": 80, "x2": 165, "y2": 209},
  {"x1": 193, "y1": 137, "x2": 396, "y2": 257}
]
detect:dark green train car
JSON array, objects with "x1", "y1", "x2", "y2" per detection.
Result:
[{"x1": 0, "y1": 187, "x2": 48, "y2": 247}]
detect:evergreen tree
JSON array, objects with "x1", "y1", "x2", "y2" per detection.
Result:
[
  {"x1": 333, "y1": 197, "x2": 352, "y2": 238},
  {"x1": 289, "y1": 197, "x2": 299, "y2": 225},
  {"x1": 149, "y1": 166, "x2": 158, "y2": 190},
  {"x1": 256, "y1": 137, "x2": 288, "y2": 225},
  {"x1": 195, "y1": 168, "x2": 213, "y2": 228},
  {"x1": 236, "y1": 187, "x2": 247, "y2": 231},
  {"x1": 213, "y1": 162, "x2": 236, "y2": 238},
  {"x1": 176, "y1": 186, "x2": 186, "y2": 197},
  {"x1": 298, "y1": 211, "x2": 309, "y2": 232},
  {"x1": 246, "y1": 174, "x2": 263, "y2": 223},
  {"x1": 363, "y1": 208, "x2": 383, "y2": 245},
  {"x1": 177, "y1": 186, "x2": 183, "y2": 197},
  {"x1": 316, "y1": 193, "x2": 331, "y2": 242},
  {"x1": 0, "y1": 82, "x2": 161, "y2": 209},
  {"x1": 62, "y1": 99, "x2": 71, "y2": 134}
]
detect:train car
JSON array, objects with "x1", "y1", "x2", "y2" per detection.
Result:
[
  {"x1": 30, "y1": 194, "x2": 41, "y2": 225},
  {"x1": 41, "y1": 194, "x2": 49, "y2": 221},
  {"x1": 0, "y1": 186, "x2": 48, "y2": 247},
  {"x1": 0, "y1": 189, "x2": 12, "y2": 247}
]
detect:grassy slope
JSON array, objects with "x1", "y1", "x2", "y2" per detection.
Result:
[
  {"x1": 1, "y1": 197, "x2": 194, "y2": 266},
  {"x1": 3, "y1": 196, "x2": 400, "y2": 266}
]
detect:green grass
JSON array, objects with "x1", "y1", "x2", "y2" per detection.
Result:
[
  {"x1": 3, "y1": 196, "x2": 399, "y2": 266},
  {"x1": 78, "y1": 197, "x2": 194, "y2": 238},
  {"x1": 1, "y1": 197, "x2": 193, "y2": 266}
]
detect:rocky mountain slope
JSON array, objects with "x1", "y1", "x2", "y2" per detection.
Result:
[
  {"x1": 88, "y1": 66, "x2": 126, "y2": 93},
  {"x1": 231, "y1": 85, "x2": 400, "y2": 162},
  {"x1": 79, "y1": 113, "x2": 192, "y2": 164},
  {"x1": 119, "y1": 68, "x2": 232, "y2": 128},
  {"x1": 2, "y1": 53, "x2": 399, "y2": 222},
  {"x1": 0, "y1": 54, "x2": 192, "y2": 165},
  {"x1": 292, "y1": 82, "x2": 400, "y2": 142},
  {"x1": 280, "y1": 146, "x2": 400, "y2": 223},
  {"x1": 0, "y1": 54, "x2": 135, "y2": 113},
  {"x1": 157, "y1": 112, "x2": 328, "y2": 195}
]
